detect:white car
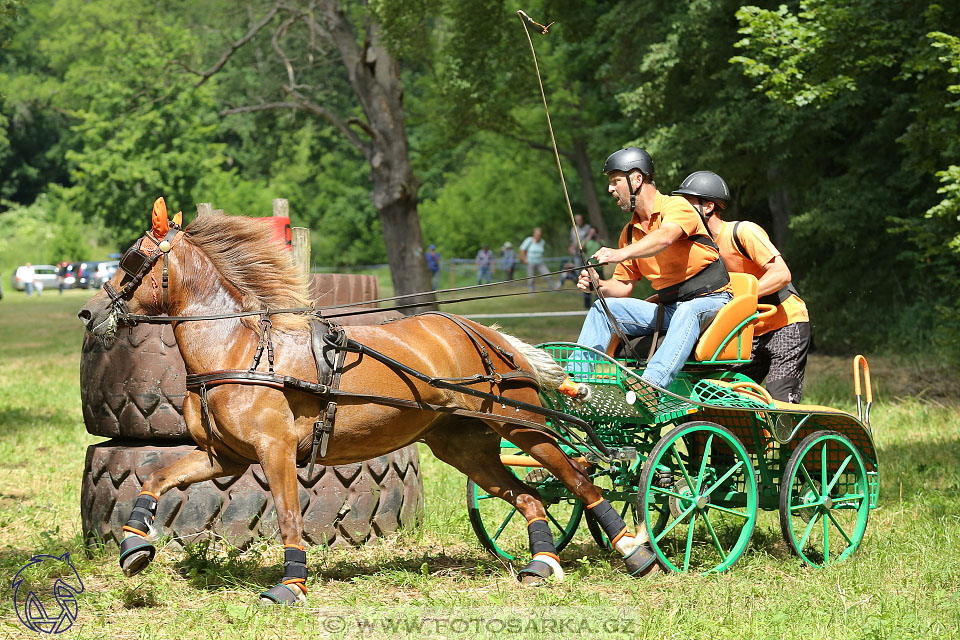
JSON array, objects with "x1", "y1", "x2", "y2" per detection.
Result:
[{"x1": 12, "y1": 264, "x2": 58, "y2": 292}]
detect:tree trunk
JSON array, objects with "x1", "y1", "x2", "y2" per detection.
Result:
[
  {"x1": 570, "y1": 136, "x2": 611, "y2": 243},
  {"x1": 320, "y1": 0, "x2": 435, "y2": 310},
  {"x1": 767, "y1": 185, "x2": 791, "y2": 248}
]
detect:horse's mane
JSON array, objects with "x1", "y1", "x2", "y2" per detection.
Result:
[{"x1": 184, "y1": 214, "x2": 312, "y2": 332}]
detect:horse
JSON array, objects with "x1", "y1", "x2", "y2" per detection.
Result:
[{"x1": 78, "y1": 198, "x2": 659, "y2": 604}]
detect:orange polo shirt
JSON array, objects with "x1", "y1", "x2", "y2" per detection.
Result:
[
  {"x1": 716, "y1": 220, "x2": 809, "y2": 335},
  {"x1": 613, "y1": 191, "x2": 730, "y2": 295}
]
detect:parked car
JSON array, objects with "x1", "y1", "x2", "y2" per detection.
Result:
[
  {"x1": 66, "y1": 262, "x2": 88, "y2": 288},
  {"x1": 12, "y1": 264, "x2": 59, "y2": 292},
  {"x1": 87, "y1": 260, "x2": 119, "y2": 288}
]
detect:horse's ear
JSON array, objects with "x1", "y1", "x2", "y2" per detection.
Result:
[
  {"x1": 152, "y1": 197, "x2": 170, "y2": 238},
  {"x1": 173, "y1": 211, "x2": 183, "y2": 228}
]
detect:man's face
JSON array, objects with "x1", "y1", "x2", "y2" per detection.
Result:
[
  {"x1": 681, "y1": 195, "x2": 718, "y2": 217},
  {"x1": 533, "y1": 227, "x2": 542, "y2": 240},
  {"x1": 574, "y1": 214, "x2": 584, "y2": 226},
  {"x1": 607, "y1": 172, "x2": 636, "y2": 212}
]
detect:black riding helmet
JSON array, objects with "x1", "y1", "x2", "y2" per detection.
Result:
[
  {"x1": 672, "y1": 171, "x2": 731, "y2": 207},
  {"x1": 603, "y1": 147, "x2": 655, "y2": 211}
]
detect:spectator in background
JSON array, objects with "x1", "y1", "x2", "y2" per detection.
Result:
[
  {"x1": 566, "y1": 214, "x2": 592, "y2": 284},
  {"x1": 476, "y1": 244, "x2": 493, "y2": 285},
  {"x1": 58, "y1": 262, "x2": 68, "y2": 295},
  {"x1": 22, "y1": 262, "x2": 36, "y2": 297},
  {"x1": 500, "y1": 242, "x2": 516, "y2": 281},
  {"x1": 426, "y1": 244, "x2": 441, "y2": 291},
  {"x1": 580, "y1": 226, "x2": 603, "y2": 309},
  {"x1": 519, "y1": 227, "x2": 557, "y2": 293}
]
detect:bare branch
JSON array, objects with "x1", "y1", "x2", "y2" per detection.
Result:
[
  {"x1": 219, "y1": 102, "x2": 301, "y2": 116},
  {"x1": 193, "y1": 6, "x2": 281, "y2": 87},
  {"x1": 271, "y1": 14, "x2": 300, "y2": 91},
  {"x1": 286, "y1": 88, "x2": 372, "y2": 154},
  {"x1": 347, "y1": 116, "x2": 376, "y2": 139}
]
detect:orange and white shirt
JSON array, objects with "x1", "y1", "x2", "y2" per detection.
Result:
[
  {"x1": 716, "y1": 220, "x2": 809, "y2": 335},
  {"x1": 613, "y1": 191, "x2": 730, "y2": 295}
]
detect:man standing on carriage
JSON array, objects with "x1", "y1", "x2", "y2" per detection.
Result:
[
  {"x1": 672, "y1": 171, "x2": 810, "y2": 403},
  {"x1": 574, "y1": 147, "x2": 733, "y2": 391}
]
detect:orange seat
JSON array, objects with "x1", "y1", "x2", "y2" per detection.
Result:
[{"x1": 693, "y1": 273, "x2": 758, "y2": 362}]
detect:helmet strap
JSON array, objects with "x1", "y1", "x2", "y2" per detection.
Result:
[
  {"x1": 627, "y1": 170, "x2": 641, "y2": 212},
  {"x1": 695, "y1": 197, "x2": 716, "y2": 240}
]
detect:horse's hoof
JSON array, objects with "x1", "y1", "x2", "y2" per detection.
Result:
[
  {"x1": 519, "y1": 573, "x2": 547, "y2": 587},
  {"x1": 623, "y1": 545, "x2": 661, "y2": 578},
  {"x1": 517, "y1": 555, "x2": 563, "y2": 586},
  {"x1": 119, "y1": 536, "x2": 156, "y2": 577},
  {"x1": 259, "y1": 583, "x2": 307, "y2": 605}
]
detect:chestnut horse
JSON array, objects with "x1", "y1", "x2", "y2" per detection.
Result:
[{"x1": 78, "y1": 200, "x2": 657, "y2": 604}]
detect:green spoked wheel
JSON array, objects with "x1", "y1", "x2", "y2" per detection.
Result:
[
  {"x1": 779, "y1": 430, "x2": 870, "y2": 568},
  {"x1": 466, "y1": 466, "x2": 584, "y2": 563},
  {"x1": 639, "y1": 421, "x2": 758, "y2": 573}
]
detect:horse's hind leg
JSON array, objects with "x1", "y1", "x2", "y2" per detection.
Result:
[
  {"x1": 119, "y1": 449, "x2": 248, "y2": 577},
  {"x1": 422, "y1": 418, "x2": 567, "y2": 585},
  {"x1": 499, "y1": 425, "x2": 661, "y2": 578}
]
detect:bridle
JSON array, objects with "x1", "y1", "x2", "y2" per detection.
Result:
[{"x1": 103, "y1": 225, "x2": 183, "y2": 318}]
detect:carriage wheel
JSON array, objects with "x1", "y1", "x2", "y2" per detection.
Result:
[
  {"x1": 778, "y1": 430, "x2": 870, "y2": 568},
  {"x1": 466, "y1": 466, "x2": 583, "y2": 563},
  {"x1": 638, "y1": 421, "x2": 758, "y2": 573}
]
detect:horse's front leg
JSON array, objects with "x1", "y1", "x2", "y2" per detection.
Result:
[
  {"x1": 254, "y1": 430, "x2": 308, "y2": 605},
  {"x1": 119, "y1": 449, "x2": 249, "y2": 577}
]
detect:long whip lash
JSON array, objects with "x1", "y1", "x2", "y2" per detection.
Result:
[{"x1": 516, "y1": 10, "x2": 639, "y2": 359}]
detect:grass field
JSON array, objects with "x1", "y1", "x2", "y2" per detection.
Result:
[{"x1": 1, "y1": 288, "x2": 959, "y2": 639}]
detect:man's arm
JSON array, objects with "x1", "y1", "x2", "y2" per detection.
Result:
[
  {"x1": 757, "y1": 255, "x2": 792, "y2": 297},
  {"x1": 592, "y1": 222, "x2": 684, "y2": 265}
]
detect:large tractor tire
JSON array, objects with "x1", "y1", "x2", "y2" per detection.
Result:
[
  {"x1": 81, "y1": 441, "x2": 424, "y2": 550},
  {"x1": 80, "y1": 325, "x2": 190, "y2": 441}
]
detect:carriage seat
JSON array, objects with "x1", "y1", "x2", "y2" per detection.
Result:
[{"x1": 607, "y1": 273, "x2": 770, "y2": 365}]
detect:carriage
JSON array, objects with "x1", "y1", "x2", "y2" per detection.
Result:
[
  {"x1": 467, "y1": 273, "x2": 879, "y2": 573},
  {"x1": 84, "y1": 205, "x2": 879, "y2": 603}
]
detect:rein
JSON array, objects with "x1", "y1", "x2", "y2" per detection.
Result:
[{"x1": 113, "y1": 261, "x2": 608, "y2": 326}]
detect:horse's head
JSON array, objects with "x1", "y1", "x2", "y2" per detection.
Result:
[{"x1": 78, "y1": 197, "x2": 184, "y2": 343}]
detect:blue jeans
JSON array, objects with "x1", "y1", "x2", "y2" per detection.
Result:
[
  {"x1": 573, "y1": 291, "x2": 732, "y2": 389},
  {"x1": 478, "y1": 265, "x2": 491, "y2": 284}
]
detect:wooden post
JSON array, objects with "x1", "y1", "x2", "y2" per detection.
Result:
[
  {"x1": 196, "y1": 202, "x2": 213, "y2": 217},
  {"x1": 273, "y1": 198, "x2": 289, "y2": 218},
  {"x1": 292, "y1": 227, "x2": 311, "y2": 281}
]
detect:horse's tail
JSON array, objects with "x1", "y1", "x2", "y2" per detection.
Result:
[{"x1": 496, "y1": 331, "x2": 566, "y2": 391}]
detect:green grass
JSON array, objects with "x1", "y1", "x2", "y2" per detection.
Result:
[{"x1": 1, "y1": 290, "x2": 959, "y2": 638}]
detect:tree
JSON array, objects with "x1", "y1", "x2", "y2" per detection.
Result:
[{"x1": 186, "y1": 0, "x2": 434, "y2": 304}]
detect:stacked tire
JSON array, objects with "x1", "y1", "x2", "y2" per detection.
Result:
[{"x1": 80, "y1": 273, "x2": 423, "y2": 549}]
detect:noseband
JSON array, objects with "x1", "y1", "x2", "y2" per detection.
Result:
[{"x1": 104, "y1": 226, "x2": 182, "y2": 320}]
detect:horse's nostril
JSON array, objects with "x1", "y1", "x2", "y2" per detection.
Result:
[{"x1": 78, "y1": 309, "x2": 92, "y2": 323}]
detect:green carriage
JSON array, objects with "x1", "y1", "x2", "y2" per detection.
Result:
[{"x1": 467, "y1": 275, "x2": 878, "y2": 573}]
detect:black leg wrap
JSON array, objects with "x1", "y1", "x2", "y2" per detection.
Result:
[
  {"x1": 283, "y1": 547, "x2": 308, "y2": 581},
  {"x1": 517, "y1": 559, "x2": 553, "y2": 582},
  {"x1": 260, "y1": 547, "x2": 308, "y2": 605},
  {"x1": 588, "y1": 499, "x2": 627, "y2": 541},
  {"x1": 118, "y1": 534, "x2": 156, "y2": 577},
  {"x1": 125, "y1": 494, "x2": 158, "y2": 534},
  {"x1": 527, "y1": 519, "x2": 556, "y2": 556},
  {"x1": 623, "y1": 545, "x2": 659, "y2": 577}
]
